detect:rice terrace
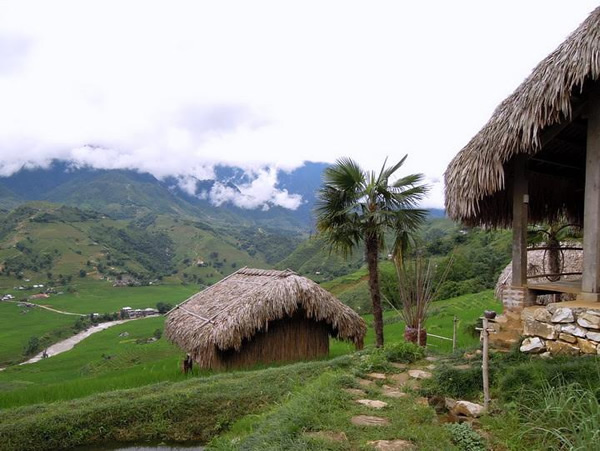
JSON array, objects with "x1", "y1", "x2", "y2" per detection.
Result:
[{"x1": 2, "y1": 2, "x2": 600, "y2": 451}]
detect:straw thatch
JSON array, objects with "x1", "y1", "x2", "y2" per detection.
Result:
[
  {"x1": 165, "y1": 267, "x2": 367, "y2": 369},
  {"x1": 495, "y1": 246, "x2": 583, "y2": 305},
  {"x1": 445, "y1": 6, "x2": 600, "y2": 226}
]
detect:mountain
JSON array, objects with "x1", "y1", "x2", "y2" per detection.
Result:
[{"x1": 0, "y1": 160, "x2": 330, "y2": 230}]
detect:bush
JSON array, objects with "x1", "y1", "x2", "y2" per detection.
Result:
[
  {"x1": 156, "y1": 302, "x2": 173, "y2": 314},
  {"x1": 383, "y1": 341, "x2": 425, "y2": 363},
  {"x1": 445, "y1": 423, "x2": 486, "y2": 451},
  {"x1": 422, "y1": 365, "x2": 483, "y2": 399},
  {"x1": 23, "y1": 336, "x2": 40, "y2": 356},
  {"x1": 355, "y1": 342, "x2": 425, "y2": 374}
]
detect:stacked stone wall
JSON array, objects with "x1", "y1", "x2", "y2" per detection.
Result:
[{"x1": 520, "y1": 303, "x2": 600, "y2": 355}]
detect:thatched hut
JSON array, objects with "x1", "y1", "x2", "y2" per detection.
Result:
[
  {"x1": 445, "y1": 6, "x2": 600, "y2": 310},
  {"x1": 165, "y1": 267, "x2": 366, "y2": 369}
]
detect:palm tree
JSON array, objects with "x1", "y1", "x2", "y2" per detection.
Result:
[{"x1": 315, "y1": 156, "x2": 428, "y2": 347}]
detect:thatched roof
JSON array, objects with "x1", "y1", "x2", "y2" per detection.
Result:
[
  {"x1": 165, "y1": 267, "x2": 367, "y2": 366},
  {"x1": 445, "y1": 7, "x2": 600, "y2": 226}
]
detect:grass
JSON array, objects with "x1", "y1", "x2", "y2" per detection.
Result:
[
  {"x1": 0, "y1": 290, "x2": 501, "y2": 409},
  {"x1": 0, "y1": 302, "x2": 76, "y2": 366},
  {"x1": 0, "y1": 358, "x2": 352, "y2": 451},
  {"x1": 37, "y1": 279, "x2": 198, "y2": 314}
]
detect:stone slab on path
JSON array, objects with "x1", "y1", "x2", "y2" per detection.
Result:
[
  {"x1": 367, "y1": 372, "x2": 387, "y2": 380},
  {"x1": 408, "y1": 369, "x2": 432, "y2": 380},
  {"x1": 351, "y1": 415, "x2": 390, "y2": 427},
  {"x1": 381, "y1": 385, "x2": 407, "y2": 398},
  {"x1": 357, "y1": 378, "x2": 376, "y2": 388},
  {"x1": 356, "y1": 399, "x2": 388, "y2": 409},
  {"x1": 389, "y1": 372, "x2": 410, "y2": 385},
  {"x1": 390, "y1": 362, "x2": 408, "y2": 369},
  {"x1": 367, "y1": 439, "x2": 416, "y2": 450},
  {"x1": 343, "y1": 388, "x2": 367, "y2": 397}
]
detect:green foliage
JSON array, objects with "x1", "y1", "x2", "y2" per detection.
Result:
[
  {"x1": 382, "y1": 341, "x2": 426, "y2": 363},
  {"x1": 355, "y1": 342, "x2": 425, "y2": 374},
  {"x1": 445, "y1": 423, "x2": 486, "y2": 451},
  {"x1": 89, "y1": 224, "x2": 175, "y2": 277},
  {"x1": 156, "y1": 301, "x2": 173, "y2": 314},
  {"x1": 153, "y1": 328, "x2": 162, "y2": 340},
  {"x1": 422, "y1": 364, "x2": 484, "y2": 399},
  {"x1": 23, "y1": 336, "x2": 40, "y2": 356},
  {"x1": 498, "y1": 356, "x2": 600, "y2": 403}
]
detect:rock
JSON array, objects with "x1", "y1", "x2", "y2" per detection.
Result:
[
  {"x1": 356, "y1": 399, "x2": 388, "y2": 409},
  {"x1": 381, "y1": 385, "x2": 407, "y2": 398},
  {"x1": 520, "y1": 337, "x2": 546, "y2": 353},
  {"x1": 547, "y1": 340, "x2": 580, "y2": 356},
  {"x1": 578, "y1": 313, "x2": 600, "y2": 330},
  {"x1": 523, "y1": 319, "x2": 560, "y2": 339},
  {"x1": 586, "y1": 331, "x2": 600, "y2": 342},
  {"x1": 367, "y1": 372, "x2": 387, "y2": 380},
  {"x1": 577, "y1": 338, "x2": 598, "y2": 354},
  {"x1": 540, "y1": 352, "x2": 552, "y2": 359},
  {"x1": 408, "y1": 370, "x2": 432, "y2": 380},
  {"x1": 425, "y1": 356, "x2": 439, "y2": 362},
  {"x1": 367, "y1": 439, "x2": 416, "y2": 450},
  {"x1": 389, "y1": 372, "x2": 410, "y2": 385},
  {"x1": 558, "y1": 333, "x2": 577, "y2": 344},
  {"x1": 351, "y1": 415, "x2": 390, "y2": 426},
  {"x1": 452, "y1": 400, "x2": 485, "y2": 418},
  {"x1": 305, "y1": 431, "x2": 348, "y2": 443},
  {"x1": 343, "y1": 388, "x2": 367, "y2": 397},
  {"x1": 551, "y1": 308, "x2": 574, "y2": 323},
  {"x1": 444, "y1": 397, "x2": 457, "y2": 410},
  {"x1": 533, "y1": 308, "x2": 552, "y2": 322},
  {"x1": 357, "y1": 378, "x2": 375, "y2": 388},
  {"x1": 562, "y1": 324, "x2": 587, "y2": 338},
  {"x1": 428, "y1": 395, "x2": 447, "y2": 413},
  {"x1": 452, "y1": 364, "x2": 472, "y2": 370}
]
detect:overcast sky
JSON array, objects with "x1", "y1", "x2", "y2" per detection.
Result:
[{"x1": 0, "y1": 1, "x2": 598, "y2": 209}]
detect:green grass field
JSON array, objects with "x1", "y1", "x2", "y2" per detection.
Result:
[
  {"x1": 0, "y1": 302, "x2": 76, "y2": 366},
  {"x1": 37, "y1": 279, "x2": 199, "y2": 314},
  {"x1": 0, "y1": 290, "x2": 501, "y2": 408}
]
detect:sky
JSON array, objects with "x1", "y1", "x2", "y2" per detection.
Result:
[{"x1": 0, "y1": 0, "x2": 598, "y2": 210}]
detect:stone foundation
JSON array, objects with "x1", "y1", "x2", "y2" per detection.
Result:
[{"x1": 520, "y1": 303, "x2": 600, "y2": 356}]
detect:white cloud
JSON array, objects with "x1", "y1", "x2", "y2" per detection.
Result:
[
  {"x1": 0, "y1": 0, "x2": 598, "y2": 208},
  {"x1": 207, "y1": 168, "x2": 303, "y2": 210}
]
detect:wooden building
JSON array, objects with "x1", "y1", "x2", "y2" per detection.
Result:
[
  {"x1": 445, "y1": 6, "x2": 600, "y2": 312},
  {"x1": 164, "y1": 267, "x2": 366, "y2": 370}
]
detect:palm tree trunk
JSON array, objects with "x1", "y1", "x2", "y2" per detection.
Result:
[{"x1": 366, "y1": 232, "x2": 384, "y2": 347}]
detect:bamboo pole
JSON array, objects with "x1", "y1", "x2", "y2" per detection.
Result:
[
  {"x1": 452, "y1": 316, "x2": 458, "y2": 352},
  {"x1": 482, "y1": 316, "x2": 490, "y2": 410}
]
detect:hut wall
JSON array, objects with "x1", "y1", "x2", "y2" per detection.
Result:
[{"x1": 214, "y1": 312, "x2": 330, "y2": 370}]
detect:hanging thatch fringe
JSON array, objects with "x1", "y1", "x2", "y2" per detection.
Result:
[
  {"x1": 164, "y1": 268, "x2": 367, "y2": 368},
  {"x1": 445, "y1": 6, "x2": 600, "y2": 225}
]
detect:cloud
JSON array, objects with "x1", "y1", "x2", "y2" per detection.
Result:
[
  {"x1": 0, "y1": 34, "x2": 30, "y2": 76},
  {"x1": 206, "y1": 167, "x2": 303, "y2": 210}
]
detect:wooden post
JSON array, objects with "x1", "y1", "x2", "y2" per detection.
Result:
[
  {"x1": 452, "y1": 316, "x2": 458, "y2": 352},
  {"x1": 482, "y1": 316, "x2": 490, "y2": 410},
  {"x1": 582, "y1": 91, "x2": 600, "y2": 301},
  {"x1": 512, "y1": 155, "x2": 528, "y2": 288}
]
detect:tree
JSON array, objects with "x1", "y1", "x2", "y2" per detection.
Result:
[{"x1": 315, "y1": 156, "x2": 428, "y2": 347}]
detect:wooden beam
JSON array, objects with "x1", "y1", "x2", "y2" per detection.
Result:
[
  {"x1": 512, "y1": 154, "x2": 528, "y2": 287},
  {"x1": 582, "y1": 91, "x2": 600, "y2": 301}
]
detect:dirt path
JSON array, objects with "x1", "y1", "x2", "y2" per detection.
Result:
[
  {"x1": 19, "y1": 319, "x2": 136, "y2": 365},
  {"x1": 4, "y1": 300, "x2": 84, "y2": 316}
]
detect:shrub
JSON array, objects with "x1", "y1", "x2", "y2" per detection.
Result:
[
  {"x1": 445, "y1": 423, "x2": 486, "y2": 451},
  {"x1": 422, "y1": 365, "x2": 483, "y2": 399},
  {"x1": 383, "y1": 341, "x2": 425, "y2": 363},
  {"x1": 23, "y1": 336, "x2": 40, "y2": 356},
  {"x1": 156, "y1": 302, "x2": 173, "y2": 314}
]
